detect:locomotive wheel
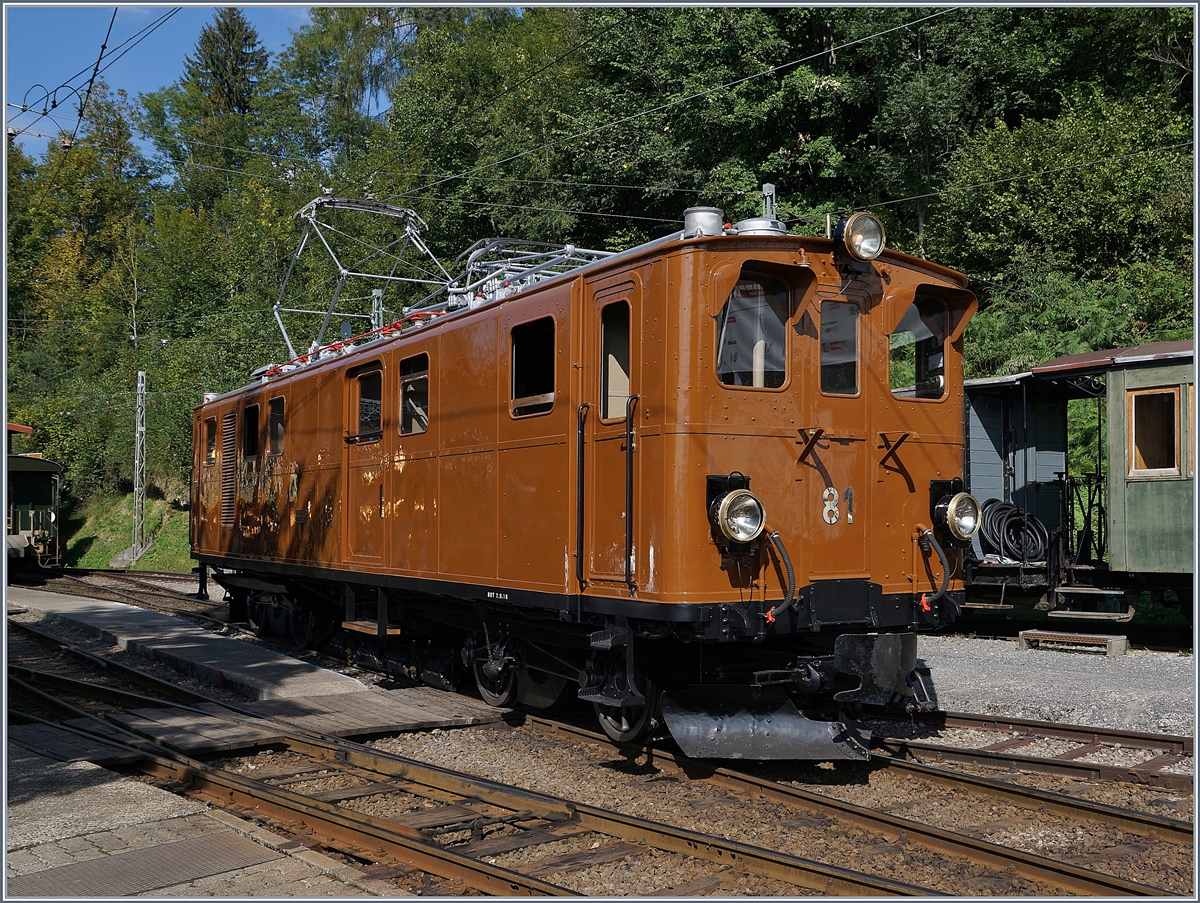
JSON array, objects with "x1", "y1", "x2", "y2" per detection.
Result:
[
  {"x1": 473, "y1": 661, "x2": 517, "y2": 707},
  {"x1": 515, "y1": 669, "x2": 570, "y2": 710},
  {"x1": 289, "y1": 606, "x2": 316, "y2": 649},
  {"x1": 594, "y1": 675, "x2": 660, "y2": 744}
]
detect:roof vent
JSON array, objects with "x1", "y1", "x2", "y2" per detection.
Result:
[
  {"x1": 683, "y1": 207, "x2": 725, "y2": 238},
  {"x1": 732, "y1": 217, "x2": 787, "y2": 236}
]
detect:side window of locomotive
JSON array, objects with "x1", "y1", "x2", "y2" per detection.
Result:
[
  {"x1": 267, "y1": 397, "x2": 285, "y2": 456},
  {"x1": 204, "y1": 417, "x2": 217, "y2": 465},
  {"x1": 242, "y1": 404, "x2": 259, "y2": 457},
  {"x1": 820, "y1": 301, "x2": 859, "y2": 395},
  {"x1": 511, "y1": 317, "x2": 555, "y2": 417},
  {"x1": 601, "y1": 301, "x2": 631, "y2": 420},
  {"x1": 715, "y1": 275, "x2": 790, "y2": 389},
  {"x1": 357, "y1": 371, "x2": 383, "y2": 439},
  {"x1": 888, "y1": 297, "x2": 947, "y2": 399},
  {"x1": 1128, "y1": 388, "x2": 1180, "y2": 477},
  {"x1": 400, "y1": 353, "x2": 430, "y2": 435}
]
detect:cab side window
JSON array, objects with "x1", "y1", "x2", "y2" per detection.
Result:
[
  {"x1": 715, "y1": 275, "x2": 790, "y2": 389},
  {"x1": 400, "y1": 353, "x2": 430, "y2": 435}
]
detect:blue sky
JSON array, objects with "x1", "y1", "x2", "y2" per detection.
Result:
[{"x1": 5, "y1": 5, "x2": 311, "y2": 157}]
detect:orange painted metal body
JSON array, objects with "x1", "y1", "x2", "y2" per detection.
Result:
[{"x1": 192, "y1": 233, "x2": 975, "y2": 617}]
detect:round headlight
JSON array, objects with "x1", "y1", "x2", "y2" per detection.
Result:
[
  {"x1": 935, "y1": 491, "x2": 981, "y2": 540},
  {"x1": 837, "y1": 212, "x2": 886, "y2": 261},
  {"x1": 712, "y1": 489, "x2": 766, "y2": 543}
]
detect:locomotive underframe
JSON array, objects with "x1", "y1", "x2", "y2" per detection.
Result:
[{"x1": 207, "y1": 556, "x2": 948, "y2": 758}]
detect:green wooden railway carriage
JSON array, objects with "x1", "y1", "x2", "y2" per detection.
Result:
[
  {"x1": 6, "y1": 423, "x2": 62, "y2": 567},
  {"x1": 963, "y1": 341, "x2": 1194, "y2": 617},
  {"x1": 1035, "y1": 341, "x2": 1194, "y2": 583}
]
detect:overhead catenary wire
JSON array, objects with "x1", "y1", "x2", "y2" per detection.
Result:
[
  {"x1": 12, "y1": 8, "x2": 180, "y2": 142},
  {"x1": 24, "y1": 8, "x2": 119, "y2": 214}
]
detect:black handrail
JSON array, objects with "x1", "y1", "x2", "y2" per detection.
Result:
[
  {"x1": 624, "y1": 394, "x2": 640, "y2": 595},
  {"x1": 575, "y1": 402, "x2": 590, "y2": 589}
]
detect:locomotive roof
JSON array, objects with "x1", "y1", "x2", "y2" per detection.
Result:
[{"x1": 199, "y1": 226, "x2": 968, "y2": 409}]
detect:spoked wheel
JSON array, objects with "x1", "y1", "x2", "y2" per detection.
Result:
[
  {"x1": 594, "y1": 673, "x2": 660, "y2": 744},
  {"x1": 473, "y1": 660, "x2": 517, "y2": 707}
]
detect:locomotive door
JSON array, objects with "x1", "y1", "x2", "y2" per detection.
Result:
[
  {"x1": 800, "y1": 294, "x2": 870, "y2": 584},
  {"x1": 344, "y1": 360, "x2": 388, "y2": 563},
  {"x1": 583, "y1": 280, "x2": 640, "y2": 592}
]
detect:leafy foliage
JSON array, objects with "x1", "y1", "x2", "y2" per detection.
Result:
[{"x1": 6, "y1": 5, "x2": 1193, "y2": 514}]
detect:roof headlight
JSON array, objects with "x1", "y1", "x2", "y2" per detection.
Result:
[
  {"x1": 934, "y1": 491, "x2": 981, "y2": 541},
  {"x1": 835, "y1": 212, "x2": 887, "y2": 261},
  {"x1": 710, "y1": 489, "x2": 766, "y2": 543}
]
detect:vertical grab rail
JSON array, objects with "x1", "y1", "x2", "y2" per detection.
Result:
[
  {"x1": 625, "y1": 394, "x2": 640, "y2": 595},
  {"x1": 575, "y1": 403, "x2": 590, "y2": 589}
]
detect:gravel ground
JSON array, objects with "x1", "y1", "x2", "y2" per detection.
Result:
[{"x1": 914, "y1": 634, "x2": 1195, "y2": 736}]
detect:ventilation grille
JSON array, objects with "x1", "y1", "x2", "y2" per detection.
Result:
[{"x1": 220, "y1": 411, "x2": 237, "y2": 528}]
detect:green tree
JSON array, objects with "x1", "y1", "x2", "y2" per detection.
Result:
[{"x1": 140, "y1": 7, "x2": 270, "y2": 208}]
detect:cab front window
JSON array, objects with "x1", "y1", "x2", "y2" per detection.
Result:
[{"x1": 715, "y1": 275, "x2": 790, "y2": 389}]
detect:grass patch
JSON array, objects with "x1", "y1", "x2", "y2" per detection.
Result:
[{"x1": 63, "y1": 492, "x2": 194, "y2": 574}]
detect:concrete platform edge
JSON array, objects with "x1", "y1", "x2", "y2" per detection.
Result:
[{"x1": 11, "y1": 587, "x2": 365, "y2": 700}]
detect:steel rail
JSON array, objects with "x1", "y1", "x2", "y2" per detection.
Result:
[
  {"x1": 7, "y1": 618, "x2": 222, "y2": 704},
  {"x1": 876, "y1": 755, "x2": 1191, "y2": 845},
  {"x1": 92, "y1": 571, "x2": 219, "y2": 604},
  {"x1": 523, "y1": 716, "x2": 1177, "y2": 896},
  {"x1": 874, "y1": 736, "x2": 1193, "y2": 791},
  {"x1": 6, "y1": 680, "x2": 576, "y2": 897},
  {"x1": 35, "y1": 574, "x2": 231, "y2": 629},
  {"x1": 865, "y1": 705, "x2": 1193, "y2": 754},
  {"x1": 8, "y1": 668, "x2": 932, "y2": 897}
]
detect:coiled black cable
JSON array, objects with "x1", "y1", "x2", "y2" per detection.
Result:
[{"x1": 979, "y1": 499, "x2": 1049, "y2": 562}]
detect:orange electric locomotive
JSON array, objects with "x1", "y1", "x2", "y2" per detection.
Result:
[{"x1": 191, "y1": 194, "x2": 981, "y2": 759}]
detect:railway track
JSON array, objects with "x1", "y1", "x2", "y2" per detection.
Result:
[
  {"x1": 863, "y1": 707, "x2": 1193, "y2": 791},
  {"x1": 12, "y1": 569, "x2": 231, "y2": 629},
  {"x1": 13, "y1": 580, "x2": 1192, "y2": 795},
  {"x1": 8, "y1": 619, "x2": 1187, "y2": 896},
  {"x1": 6, "y1": 650, "x2": 926, "y2": 896}
]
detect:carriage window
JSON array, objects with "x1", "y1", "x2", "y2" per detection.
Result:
[
  {"x1": 358, "y1": 371, "x2": 383, "y2": 438},
  {"x1": 889, "y1": 297, "x2": 946, "y2": 399},
  {"x1": 267, "y1": 397, "x2": 285, "y2": 456},
  {"x1": 242, "y1": 404, "x2": 259, "y2": 457},
  {"x1": 1129, "y1": 388, "x2": 1179, "y2": 476},
  {"x1": 400, "y1": 353, "x2": 429, "y2": 435},
  {"x1": 820, "y1": 301, "x2": 859, "y2": 395},
  {"x1": 601, "y1": 302, "x2": 631, "y2": 419},
  {"x1": 716, "y1": 275, "x2": 790, "y2": 388},
  {"x1": 511, "y1": 317, "x2": 555, "y2": 416},
  {"x1": 204, "y1": 418, "x2": 217, "y2": 465}
]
